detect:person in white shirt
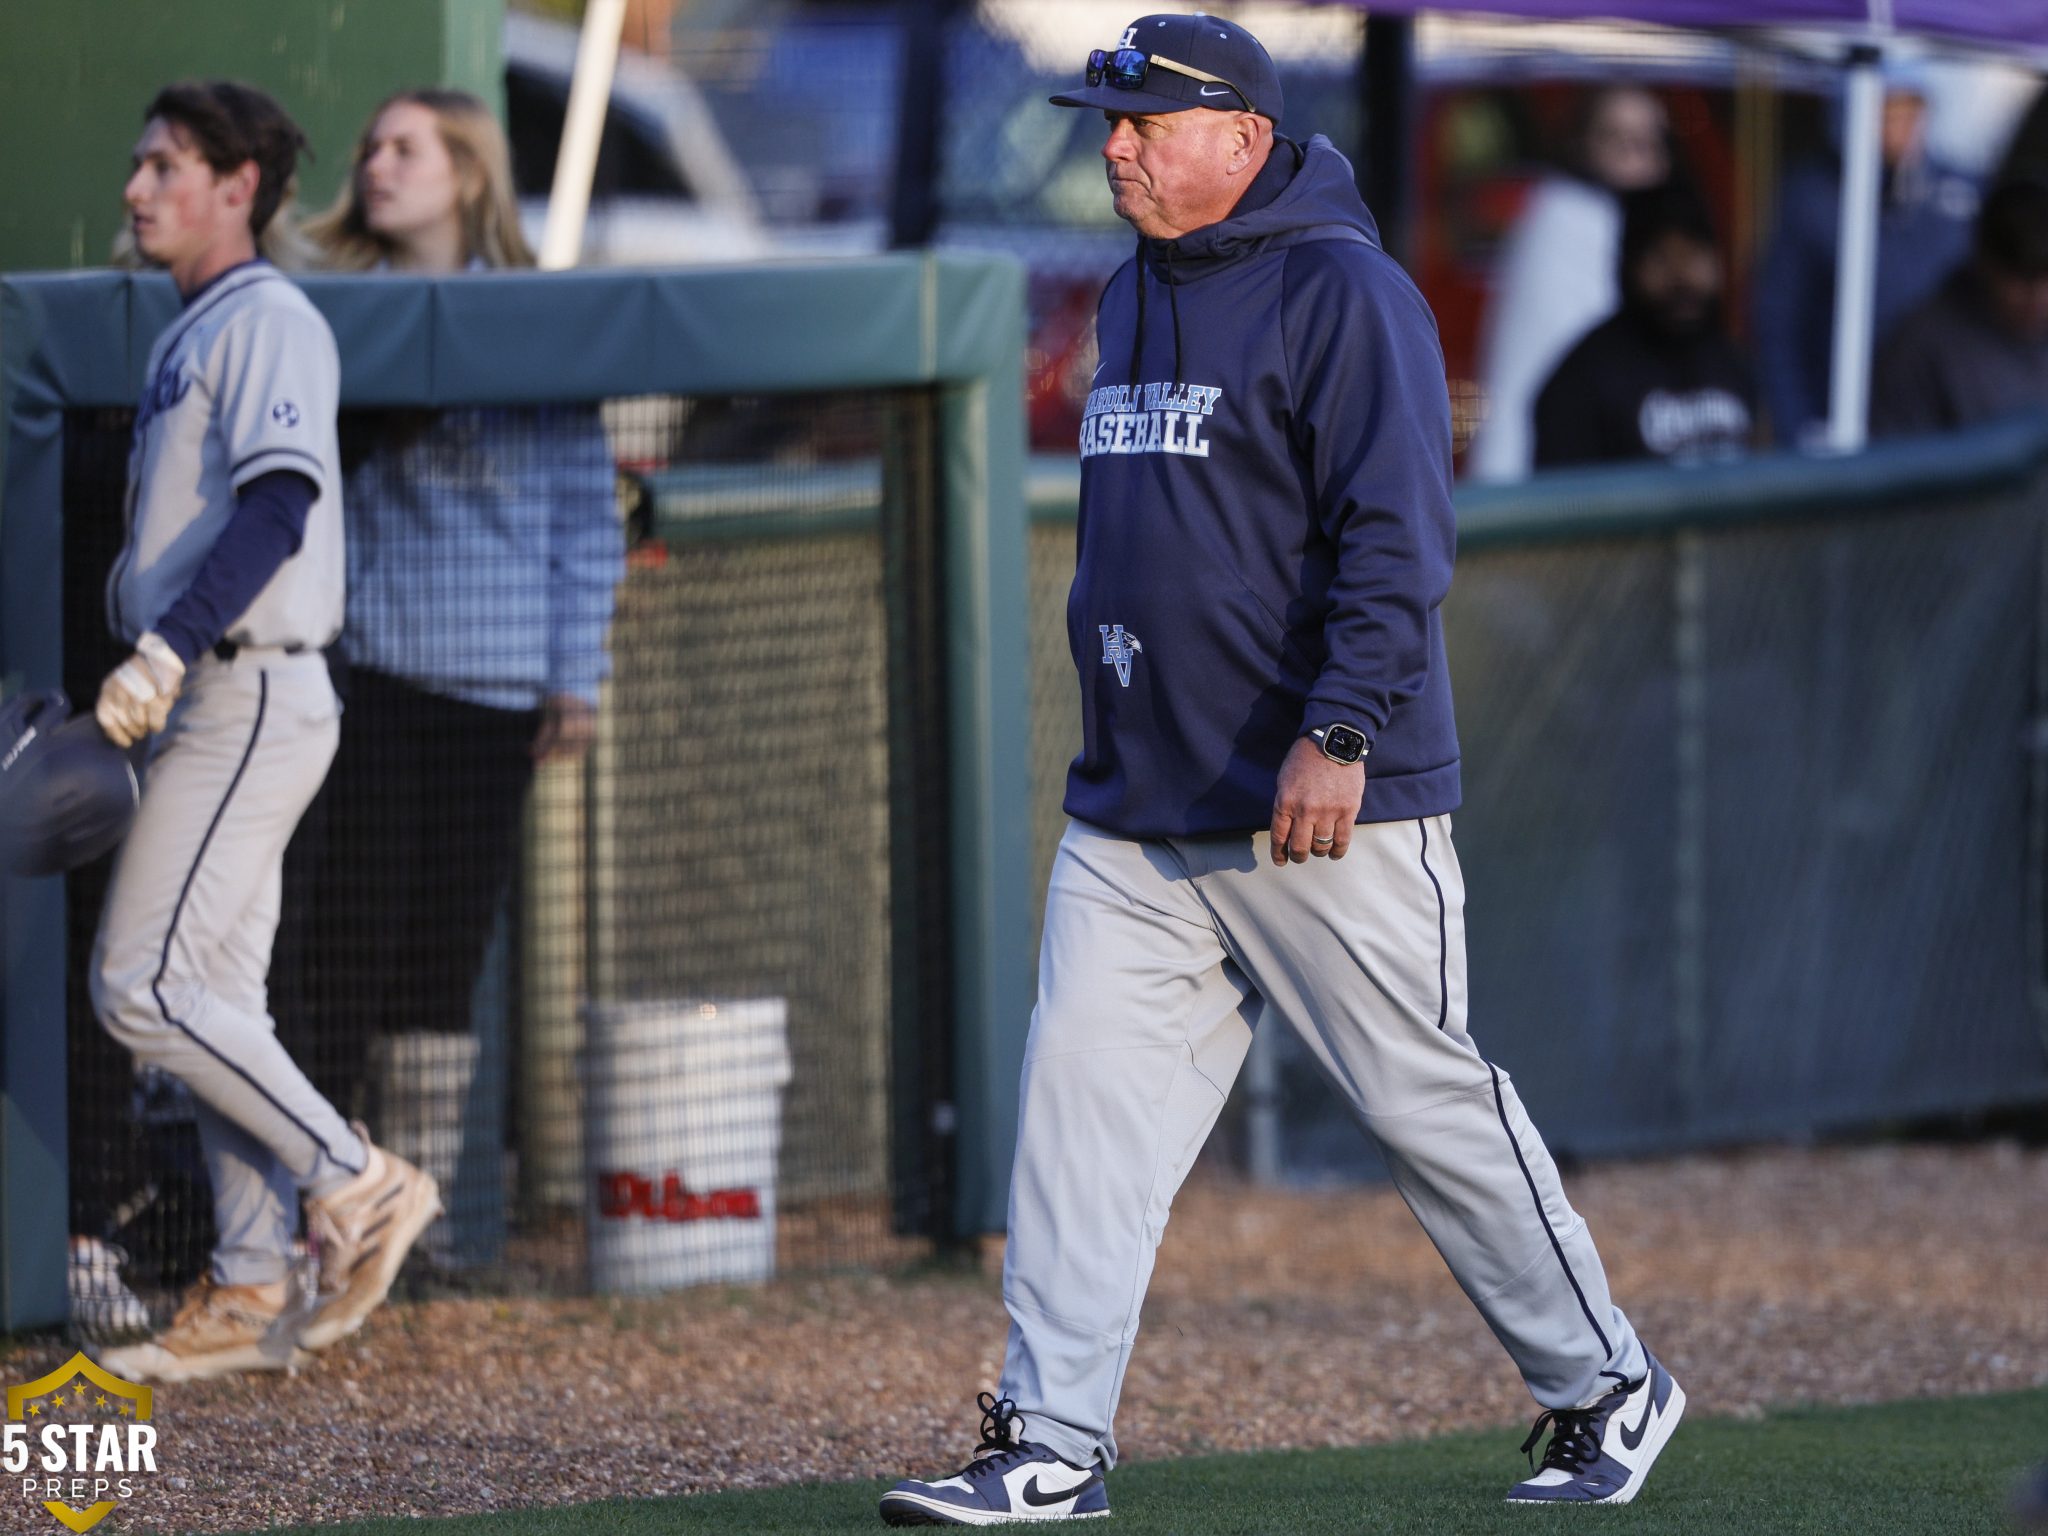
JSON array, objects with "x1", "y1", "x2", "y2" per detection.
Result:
[{"x1": 1467, "y1": 87, "x2": 1670, "y2": 482}]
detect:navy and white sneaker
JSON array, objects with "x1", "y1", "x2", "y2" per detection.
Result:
[
  {"x1": 1507, "y1": 1352, "x2": 1685, "y2": 1505},
  {"x1": 881, "y1": 1393, "x2": 1109, "y2": 1526}
]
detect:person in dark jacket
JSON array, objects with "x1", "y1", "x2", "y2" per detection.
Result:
[
  {"x1": 1872, "y1": 178, "x2": 2048, "y2": 437},
  {"x1": 1534, "y1": 179, "x2": 1757, "y2": 469},
  {"x1": 1754, "y1": 73, "x2": 1977, "y2": 449},
  {"x1": 879, "y1": 15, "x2": 1681, "y2": 1529}
]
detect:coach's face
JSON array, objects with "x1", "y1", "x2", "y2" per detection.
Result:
[
  {"x1": 1102, "y1": 108, "x2": 1267, "y2": 241},
  {"x1": 124, "y1": 119, "x2": 254, "y2": 274}
]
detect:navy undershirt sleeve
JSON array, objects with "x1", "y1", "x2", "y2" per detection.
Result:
[{"x1": 153, "y1": 470, "x2": 317, "y2": 666}]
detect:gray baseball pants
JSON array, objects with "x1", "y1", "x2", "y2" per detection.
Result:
[
  {"x1": 91, "y1": 650, "x2": 366, "y2": 1288},
  {"x1": 1001, "y1": 816, "x2": 1645, "y2": 1471}
]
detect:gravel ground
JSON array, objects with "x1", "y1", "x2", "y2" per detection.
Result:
[{"x1": 4, "y1": 1142, "x2": 2046, "y2": 1533}]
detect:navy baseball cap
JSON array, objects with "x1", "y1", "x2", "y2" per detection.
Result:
[{"x1": 1050, "y1": 13, "x2": 1283, "y2": 124}]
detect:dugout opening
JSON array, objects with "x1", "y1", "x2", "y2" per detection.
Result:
[{"x1": 55, "y1": 387, "x2": 960, "y2": 1321}]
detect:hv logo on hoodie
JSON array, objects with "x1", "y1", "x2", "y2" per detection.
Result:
[
  {"x1": 1079, "y1": 381, "x2": 1224, "y2": 459},
  {"x1": 1099, "y1": 624, "x2": 1143, "y2": 685}
]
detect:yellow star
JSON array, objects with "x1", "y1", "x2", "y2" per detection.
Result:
[
  {"x1": 95, "y1": 1396, "x2": 109, "y2": 1409},
  {"x1": 117, "y1": 1404, "x2": 133, "y2": 1419},
  {"x1": 24, "y1": 1403, "x2": 40, "y2": 1417}
]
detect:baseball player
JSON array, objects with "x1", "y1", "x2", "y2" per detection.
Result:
[
  {"x1": 882, "y1": 18, "x2": 1682, "y2": 1524},
  {"x1": 91, "y1": 80, "x2": 439, "y2": 1383}
]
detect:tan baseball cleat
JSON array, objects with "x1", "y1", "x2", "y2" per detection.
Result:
[
  {"x1": 297, "y1": 1127, "x2": 443, "y2": 1351},
  {"x1": 98, "y1": 1277, "x2": 307, "y2": 1383}
]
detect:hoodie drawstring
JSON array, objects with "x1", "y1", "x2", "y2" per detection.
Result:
[
  {"x1": 1130, "y1": 239, "x2": 1187, "y2": 392},
  {"x1": 1165, "y1": 246, "x2": 1184, "y2": 389},
  {"x1": 1129, "y1": 236, "x2": 1147, "y2": 390}
]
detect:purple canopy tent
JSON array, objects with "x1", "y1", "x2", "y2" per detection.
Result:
[
  {"x1": 1337, "y1": 0, "x2": 2048, "y2": 450},
  {"x1": 1347, "y1": 2, "x2": 2048, "y2": 51}
]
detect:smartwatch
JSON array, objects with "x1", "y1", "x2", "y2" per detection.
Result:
[{"x1": 1309, "y1": 723, "x2": 1369, "y2": 765}]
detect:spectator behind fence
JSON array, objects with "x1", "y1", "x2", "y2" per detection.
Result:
[
  {"x1": 1871, "y1": 179, "x2": 2048, "y2": 438},
  {"x1": 1755, "y1": 68, "x2": 1977, "y2": 449},
  {"x1": 1466, "y1": 87, "x2": 1671, "y2": 482},
  {"x1": 293, "y1": 90, "x2": 624, "y2": 1249},
  {"x1": 1534, "y1": 180, "x2": 1757, "y2": 470}
]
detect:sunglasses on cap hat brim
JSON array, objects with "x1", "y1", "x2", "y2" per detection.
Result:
[{"x1": 1048, "y1": 46, "x2": 1258, "y2": 115}]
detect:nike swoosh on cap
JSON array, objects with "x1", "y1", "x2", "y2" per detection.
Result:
[{"x1": 1199, "y1": 85, "x2": 1233, "y2": 96}]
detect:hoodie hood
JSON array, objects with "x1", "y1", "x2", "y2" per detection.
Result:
[
  {"x1": 1144, "y1": 134, "x2": 1381, "y2": 282},
  {"x1": 1124, "y1": 134, "x2": 1382, "y2": 389}
]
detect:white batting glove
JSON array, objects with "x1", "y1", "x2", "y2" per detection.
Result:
[{"x1": 95, "y1": 632, "x2": 186, "y2": 748}]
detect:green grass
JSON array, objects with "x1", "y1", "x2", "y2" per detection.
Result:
[{"x1": 246, "y1": 1389, "x2": 2048, "y2": 1536}]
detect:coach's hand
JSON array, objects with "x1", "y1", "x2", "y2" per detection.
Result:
[
  {"x1": 1270, "y1": 736, "x2": 1364, "y2": 866},
  {"x1": 95, "y1": 632, "x2": 186, "y2": 749}
]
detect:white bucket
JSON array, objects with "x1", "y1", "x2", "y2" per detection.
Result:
[{"x1": 581, "y1": 998, "x2": 792, "y2": 1294}]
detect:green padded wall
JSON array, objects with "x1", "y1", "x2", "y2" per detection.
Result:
[{"x1": 0, "y1": 0, "x2": 504, "y2": 274}]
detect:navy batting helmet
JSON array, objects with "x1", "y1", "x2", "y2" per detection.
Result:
[{"x1": 0, "y1": 690, "x2": 140, "y2": 877}]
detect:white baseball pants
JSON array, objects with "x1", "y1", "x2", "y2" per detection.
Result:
[
  {"x1": 91, "y1": 650, "x2": 365, "y2": 1287},
  {"x1": 1001, "y1": 816, "x2": 1646, "y2": 1471}
]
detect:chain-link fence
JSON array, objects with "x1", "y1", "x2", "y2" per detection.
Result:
[
  {"x1": 1028, "y1": 453, "x2": 2048, "y2": 1183},
  {"x1": 58, "y1": 391, "x2": 950, "y2": 1333}
]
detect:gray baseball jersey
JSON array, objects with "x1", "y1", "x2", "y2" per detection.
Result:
[
  {"x1": 91, "y1": 262, "x2": 365, "y2": 1293},
  {"x1": 107, "y1": 262, "x2": 344, "y2": 650}
]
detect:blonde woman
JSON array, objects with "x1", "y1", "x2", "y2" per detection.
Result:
[
  {"x1": 305, "y1": 88, "x2": 533, "y2": 270},
  {"x1": 295, "y1": 91, "x2": 622, "y2": 1249}
]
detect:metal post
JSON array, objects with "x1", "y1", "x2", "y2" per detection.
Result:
[
  {"x1": 586, "y1": 679, "x2": 619, "y2": 1007},
  {"x1": 1360, "y1": 15, "x2": 1415, "y2": 265},
  {"x1": 1672, "y1": 530, "x2": 1708, "y2": 1129},
  {"x1": 889, "y1": 0, "x2": 952, "y2": 249},
  {"x1": 520, "y1": 762, "x2": 587, "y2": 1211},
  {"x1": 2028, "y1": 515, "x2": 2048, "y2": 1043},
  {"x1": 1825, "y1": 44, "x2": 1885, "y2": 454}
]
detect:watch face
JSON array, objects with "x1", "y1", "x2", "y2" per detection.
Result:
[{"x1": 1322, "y1": 725, "x2": 1368, "y2": 764}]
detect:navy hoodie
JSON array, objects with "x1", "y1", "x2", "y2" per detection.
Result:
[{"x1": 1065, "y1": 135, "x2": 1461, "y2": 837}]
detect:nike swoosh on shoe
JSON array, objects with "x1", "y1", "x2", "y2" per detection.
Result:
[
  {"x1": 1618, "y1": 1394, "x2": 1656, "y2": 1452},
  {"x1": 1020, "y1": 1473, "x2": 1099, "y2": 1508}
]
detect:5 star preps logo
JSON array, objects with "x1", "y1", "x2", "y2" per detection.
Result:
[{"x1": 5, "y1": 1354, "x2": 157, "y2": 1532}]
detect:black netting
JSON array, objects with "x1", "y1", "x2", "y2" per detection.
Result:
[
  {"x1": 1692, "y1": 502, "x2": 2045, "y2": 1138},
  {"x1": 1439, "y1": 538, "x2": 1683, "y2": 1161},
  {"x1": 61, "y1": 391, "x2": 949, "y2": 1334}
]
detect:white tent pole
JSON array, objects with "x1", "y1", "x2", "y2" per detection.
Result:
[
  {"x1": 539, "y1": 0, "x2": 630, "y2": 272},
  {"x1": 1824, "y1": 42, "x2": 1885, "y2": 453}
]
